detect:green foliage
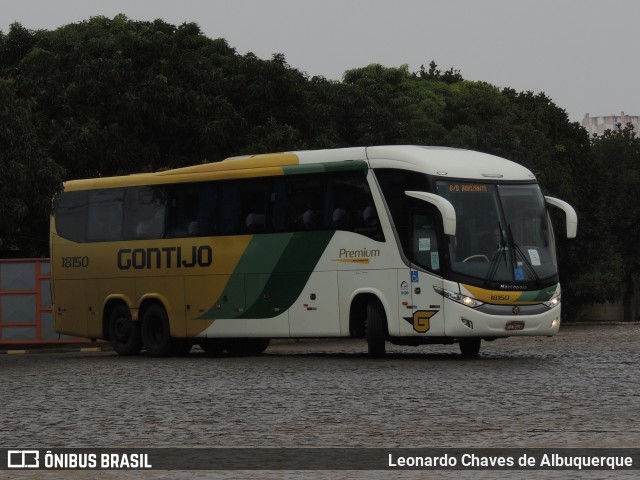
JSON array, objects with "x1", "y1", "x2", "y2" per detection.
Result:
[
  {"x1": 0, "y1": 16, "x2": 638, "y2": 318},
  {"x1": 584, "y1": 124, "x2": 640, "y2": 317},
  {"x1": 0, "y1": 78, "x2": 64, "y2": 256},
  {"x1": 341, "y1": 64, "x2": 446, "y2": 145}
]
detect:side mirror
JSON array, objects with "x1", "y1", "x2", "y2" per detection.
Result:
[
  {"x1": 545, "y1": 196, "x2": 578, "y2": 238},
  {"x1": 405, "y1": 191, "x2": 457, "y2": 236}
]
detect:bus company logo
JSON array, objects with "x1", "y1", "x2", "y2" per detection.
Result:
[
  {"x1": 117, "y1": 245, "x2": 213, "y2": 270},
  {"x1": 499, "y1": 284, "x2": 528, "y2": 291},
  {"x1": 334, "y1": 248, "x2": 380, "y2": 264},
  {"x1": 7, "y1": 450, "x2": 39, "y2": 469},
  {"x1": 403, "y1": 310, "x2": 438, "y2": 333}
]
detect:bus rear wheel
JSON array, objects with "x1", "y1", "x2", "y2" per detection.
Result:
[
  {"x1": 365, "y1": 301, "x2": 387, "y2": 358},
  {"x1": 141, "y1": 304, "x2": 173, "y2": 357},
  {"x1": 459, "y1": 338, "x2": 481, "y2": 358},
  {"x1": 108, "y1": 304, "x2": 142, "y2": 356}
]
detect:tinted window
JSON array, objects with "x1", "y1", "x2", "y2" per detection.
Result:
[
  {"x1": 55, "y1": 191, "x2": 88, "y2": 242},
  {"x1": 166, "y1": 183, "x2": 216, "y2": 237},
  {"x1": 412, "y1": 209, "x2": 442, "y2": 273},
  {"x1": 54, "y1": 169, "x2": 385, "y2": 242},
  {"x1": 87, "y1": 189, "x2": 124, "y2": 242},
  {"x1": 124, "y1": 186, "x2": 167, "y2": 240},
  {"x1": 273, "y1": 174, "x2": 326, "y2": 232},
  {"x1": 239, "y1": 181, "x2": 270, "y2": 234},
  {"x1": 329, "y1": 171, "x2": 383, "y2": 241},
  {"x1": 375, "y1": 169, "x2": 441, "y2": 271}
]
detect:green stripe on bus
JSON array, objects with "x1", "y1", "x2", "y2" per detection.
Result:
[
  {"x1": 241, "y1": 230, "x2": 335, "y2": 319},
  {"x1": 197, "y1": 233, "x2": 292, "y2": 320},
  {"x1": 199, "y1": 230, "x2": 335, "y2": 320},
  {"x1": 323, "y1": 160, "x2": 368, "y2": 172},
  {"x1": 281, "y1": 160, "x2": 368, "y2": 176},
  {"x1": 518, "y1": 285, "x2": 557, "y2": 303}
]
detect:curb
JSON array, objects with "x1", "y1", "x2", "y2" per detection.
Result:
[{"x1": 0, "y1": 345, "x2": 112, "y2": 355}]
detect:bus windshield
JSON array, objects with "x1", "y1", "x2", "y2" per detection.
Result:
[{"x1": 435, "y1": 181, "x2": 557, "y2": 285}]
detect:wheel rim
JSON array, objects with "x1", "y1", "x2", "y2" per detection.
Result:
[{"x1": 113, "y1": 315, "x2": 130, "y2": 342}]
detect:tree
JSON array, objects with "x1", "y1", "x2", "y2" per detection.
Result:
[
  {"x1": 587, "y1": 124, "x2": 640, "y2": 319},
  {"x1": 2, "y1": 14, "x2": 638, "y2": 320},
  {"x1": 341, "y1": 64, "x2": 446, "y2": 145},
  {"x1": 0, "y1": 78, "x2": 64, "y2": 256},
  {"x1": 416, "y1": 60, "x2": 463, "y2": 84},
  {"x1": 6, "y1": 16, "x2": 248, "y2": 178}
]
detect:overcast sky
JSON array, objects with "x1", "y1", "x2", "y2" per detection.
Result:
[{"x1": 2, "y1": 0, "x2": 638, "y2": 122}]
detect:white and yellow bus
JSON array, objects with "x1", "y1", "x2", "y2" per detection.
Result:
[{"x1": 51, "y1": 146, "x2": 577, "y2": 358}]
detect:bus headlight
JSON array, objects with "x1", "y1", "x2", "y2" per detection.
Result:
[
  {"x1": 543, "y1": 289, "x2": 561, "y2": 308},
  {"x1": 434, "y1": 286, "x2": 484, "y2": 308}
]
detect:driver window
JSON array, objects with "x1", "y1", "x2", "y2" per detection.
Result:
[{"x1": 412, "y1": 210, "x2": 441, "y2": 274}]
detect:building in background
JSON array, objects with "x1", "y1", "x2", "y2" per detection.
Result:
[{"x1": 582, "y1": 111, "x2": 640, "y2": 136}]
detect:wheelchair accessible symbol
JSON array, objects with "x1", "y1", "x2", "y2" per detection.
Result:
[{"x1": 411, "y1": 271, "x2": 419, "y2": 283}]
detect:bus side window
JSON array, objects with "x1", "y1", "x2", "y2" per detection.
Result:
[
  {"x1": 271, "y1": 180, "x2": 287, "y2": 231},
  {"x1": 413, "y1": 211, "x2": 441, "y2": 273},
  {"x1": 166, "y1": 184, "x2": 215, "y2": 238},
  {"x1": 219, "y1": 183, "x2": 241, "y2": 235},
  {"x1": 124, "y1": 187, "x2": 166, "y2": 240},
  {"x1": 240, "y1": 181, "x2": 269, "y2": 234},
  {"x1": 197, "y1": 184, "x2": 218, "y2": 236},
  {"x1": 55, "y1": 191, "x2": 88, "y2": 242},
  {"x1": 329, "y1": 171, "x2": 384, "y2": 241},
  {"x1": 87, "y1": 189, "x2": 125, "y2": 242},
  {"x1": 280, "y1": 175, "x2": 325, "y2": 231}
]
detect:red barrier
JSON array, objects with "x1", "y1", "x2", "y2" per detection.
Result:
[{"x1": 0, "y1": 258, "x2": 92, "y2": 345}]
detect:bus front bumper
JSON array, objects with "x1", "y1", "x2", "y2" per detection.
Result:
[{"x1": 442, "y1": 299, "x2": 561, "y2": 337}]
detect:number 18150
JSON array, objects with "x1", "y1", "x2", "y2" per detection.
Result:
[{"x1": 61, "y1": 256, "x2": 89, "y2": 268}]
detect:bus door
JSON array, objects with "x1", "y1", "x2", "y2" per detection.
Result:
[
  {"x1": 401, "y1": 207, "x2": 446, "y2": 337},
  {"x1": 403, "y1": 269, "x2": 445, "y2": 337}
]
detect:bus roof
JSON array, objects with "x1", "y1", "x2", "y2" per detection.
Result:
[
  {"x1": 63, "y1": 145, "x2": 535, "y2": 191},
  {"x1": 299, "y1": 146, "x2": 536, "y2": 181}
]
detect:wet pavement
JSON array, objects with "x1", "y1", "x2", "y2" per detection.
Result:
[{"x1": 1, "y1": 323, "x2": 639, "y2": 479}]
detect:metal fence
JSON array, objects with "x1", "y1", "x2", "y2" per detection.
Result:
[{"x1": 0, "y1": 258, "x2": 89, "y2": 345}]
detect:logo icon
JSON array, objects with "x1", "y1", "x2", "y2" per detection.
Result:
[
  {"x1": 7, "y1": 450, "x2": 40, "y2": 469},
  {"x1": 403, "y1": 310, "x2": 438, "y2": 333}
]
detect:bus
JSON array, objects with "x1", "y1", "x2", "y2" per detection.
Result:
[{"x1": 50, "y1": 145, "x2": 577, "y2": 358}]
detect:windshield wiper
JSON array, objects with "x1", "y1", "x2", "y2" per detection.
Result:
[
  {"x1": 484, "y1": 222, "x2": 508, "y2": 288},
  {"x1": 507, "y1": 224, "x2": 541, "y2": 288}
]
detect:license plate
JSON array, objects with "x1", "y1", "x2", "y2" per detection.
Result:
[{"x1": 505, "y1": 320, "x2": 525, "y2": 331}]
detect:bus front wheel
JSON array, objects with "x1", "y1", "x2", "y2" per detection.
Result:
[
  {"x1": 366, "y1": 301, "x2": 387, "y2": 358},
  {"x1": 108, "y1": 304, "x2": 142, "y2": 356},
  {"x1": 459, "y1": 338, "x2": 481, "y2": 358},
  {"x1": 141, "y1": 304, "x2": 173, "y2": 357}
]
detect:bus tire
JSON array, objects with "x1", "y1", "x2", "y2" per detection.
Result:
[
  {"x1": 459, "y1": 338, "x2": 481, "y2": 358},
  {"x1": 141, "y1": 304, "x2": 173, "y2": 357},
  {"x1": 365, "y1": 301, "x2": 387, "y2": 358},
  {"x1": 108, "y1": 304, "x2": 142, "y2": 356},
  {"x1": 225, "y1": 338, "x2": 270, "y2": 355}
]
